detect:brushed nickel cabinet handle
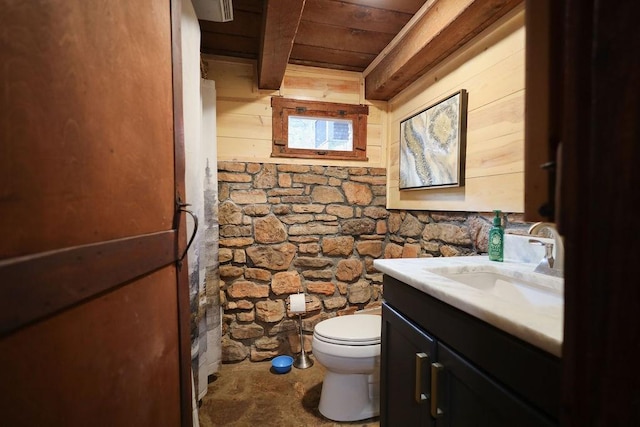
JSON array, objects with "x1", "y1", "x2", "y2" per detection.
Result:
[
  {"x1": 415, "y1": 352, "x2": 429, "y2": 404},
  {"x1": 431, "y1": 362, "x2": 444, "y2": 418}
]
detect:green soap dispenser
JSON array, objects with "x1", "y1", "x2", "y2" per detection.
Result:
[{"x1": 488, "y1": 210, "x2": 504, "y2": 262}]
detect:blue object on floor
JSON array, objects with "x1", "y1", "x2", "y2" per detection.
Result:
[{"x1": 271, "y1": 355, "x2": 294, "y2": 374}]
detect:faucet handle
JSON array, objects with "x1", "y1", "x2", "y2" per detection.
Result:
[{"x1": 528, "y1": 222, "x2": 557, "y2": 238}]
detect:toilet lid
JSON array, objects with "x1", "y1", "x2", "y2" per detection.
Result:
[{"x1": 314, "y1": 314, "x2": 381, "y2": 346}]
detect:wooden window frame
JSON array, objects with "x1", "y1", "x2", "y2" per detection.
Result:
[{"x1": 271, "y1": 97, "x2": 369, "y2": 161}]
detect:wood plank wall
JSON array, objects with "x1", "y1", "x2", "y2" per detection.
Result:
[
  {"x1": 206, "y1": 58, "x2": 387, "y2": 168},
  {"x1": 386, "y1": 5, "x2": 525, "y2": 212},
  {"x1": 206, "y1": 2, "x2": 525, "y2": 213}
]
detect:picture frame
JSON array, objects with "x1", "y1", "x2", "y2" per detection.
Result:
[{"x1": 399, "y1": 89, "x2": 468, "y2": 190}]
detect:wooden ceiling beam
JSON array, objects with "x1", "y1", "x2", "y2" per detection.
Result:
[
  {"x1": 258, "y1": 0, "x2": 306, "y2": 90},
  {"x1": 364, "y1": 0, "x2": 524, "y2": 101}
]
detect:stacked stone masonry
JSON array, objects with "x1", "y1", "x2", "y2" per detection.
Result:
[{"x1": 218, "y1": 162, "x2": 529, "y2": 362}]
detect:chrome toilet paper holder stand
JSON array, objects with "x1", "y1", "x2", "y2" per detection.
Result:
[{"x1": 286, "y1": 294, "x2": 314, "y2": 369}]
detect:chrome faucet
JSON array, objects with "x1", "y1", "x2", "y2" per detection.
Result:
[
  {"x1": 528, "y1": 222, "x2": 564, "y2": 276},
  {"x1": 528, "y1": 239, "x2": 555, "y2": 268}
]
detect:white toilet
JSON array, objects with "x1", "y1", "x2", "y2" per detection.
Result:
[{"x1": 312, "y1": 314, "x2": 381, "y2": 422}]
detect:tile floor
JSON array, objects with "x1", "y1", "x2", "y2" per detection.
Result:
[{"x1": 197, "y1": 356, "x2": 380, "y2": 427}]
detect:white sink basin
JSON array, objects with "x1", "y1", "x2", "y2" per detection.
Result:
[
  {"x1": 437, "y1": 270, "x2": 562, "y2": 307},
  {"x1": 373, "y1": 256, "x2": 564, "y2": 357},
  {"x1": 373, "y1": 256, "x2": 564, "y2": 356}
]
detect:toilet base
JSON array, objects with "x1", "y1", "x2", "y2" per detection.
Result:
[{"x1": 318, "y1": 370, "x2": 379, "y2": 422}]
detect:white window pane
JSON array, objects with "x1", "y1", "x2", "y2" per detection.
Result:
[{"x1": 288, "y1": 116, "x2": 353, "y2": 151}]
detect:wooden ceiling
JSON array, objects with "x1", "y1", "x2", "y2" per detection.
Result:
[{"x1": 198, "y1": 0, "x2": 523, "y2": 100}]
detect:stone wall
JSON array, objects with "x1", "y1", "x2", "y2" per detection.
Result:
[{"x1": 217, "y1": 161, "x2": 527, "y2": 362}]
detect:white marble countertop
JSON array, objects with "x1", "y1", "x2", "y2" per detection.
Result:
[{"x1": 373, "y1": 256, "x2": 563, "y2": 357}]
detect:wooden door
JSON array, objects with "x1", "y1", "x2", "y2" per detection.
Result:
[
  {"x1": 0, "y1": 1, "x2": 192, "y2": 426},
  {"x1": 558, "y1": 1, "x2": 640, "y2": 426}
]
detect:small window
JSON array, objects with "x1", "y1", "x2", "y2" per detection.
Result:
[
  {"x1": 271, "y1": 97, "x2": 368, "y2": 161},
  {"x1": 288, "y1": 116, "x2": 352, "y2": 151}
]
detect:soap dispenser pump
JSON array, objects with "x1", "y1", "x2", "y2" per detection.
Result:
[{"x1": 488, "y1": 210, "x2": 504, "y2": 262}]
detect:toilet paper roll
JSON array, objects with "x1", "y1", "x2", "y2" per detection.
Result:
[{"x1": 289, "y1": 293, "x2": 306, "y2": 313}]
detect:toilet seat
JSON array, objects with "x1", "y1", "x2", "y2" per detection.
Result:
[{"x1": 313, "y1": 314, "x2": 381, "y2": 346}]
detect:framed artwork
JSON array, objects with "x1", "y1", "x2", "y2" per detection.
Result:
[{"x1": 399, "y1": 89, "x2": 468, "y2": 190}]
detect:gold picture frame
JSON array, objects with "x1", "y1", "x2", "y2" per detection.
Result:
[{"x1": 399, "y1": 89, "x2": 468, "y2": 190}]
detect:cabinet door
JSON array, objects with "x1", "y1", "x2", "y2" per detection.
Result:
[
  {"x1": 433, "y1": 343, "x2": 555, "y2": 427},
  {"x1": 381, "y1": 303, "x2": 436, "y2": 427}
]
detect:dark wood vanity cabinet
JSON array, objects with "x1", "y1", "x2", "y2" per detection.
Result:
[{"x1": 380, "y1": 275, "x2": 561, "y2": 427}]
